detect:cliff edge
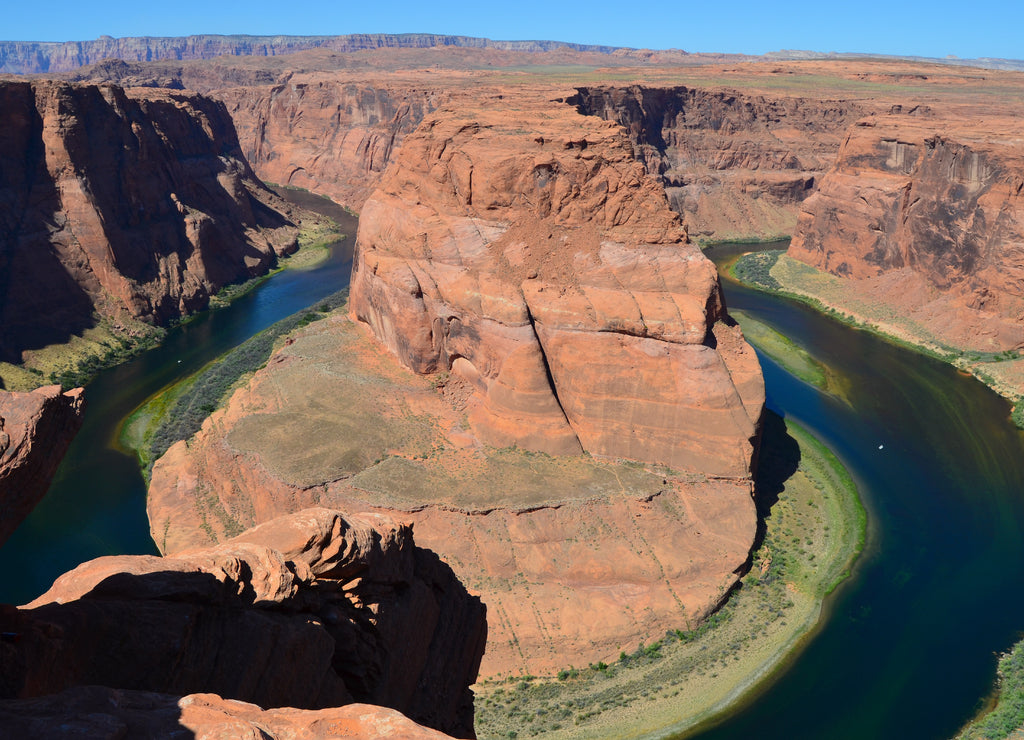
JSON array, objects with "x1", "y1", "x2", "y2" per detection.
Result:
[
  {"x1": 0, "y1": 80, "x2": 300, "y2": 366},
  {"x1": 0, "y1": 507, "x2": 485, "y2": 738}
]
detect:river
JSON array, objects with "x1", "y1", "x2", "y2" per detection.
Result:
[
  {"x1": 3, "y1": 226, "x2": 1023, "y2": 738},
  {"x1": 0, "y1": 189, "x2": 357, "y2": 606},
  {"x1": 687, "y1": 243, "x2": 1024, "y2": 739}
]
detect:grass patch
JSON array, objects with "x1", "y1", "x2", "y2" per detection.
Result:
[
  {"x1": 6, "y1": 319, "x2": 166, "y2": 391},
  {"x1": 725, "y1": 249, "x2": 785, "y2": 291},
  {"x1": 474, "y1": 414, "x2": 865, "y2": 739},
  {"x1": 122, "y1": 290, "x2": 348, "y2": 476},
  {"x1": 958, "y1": 640, "x2": 1024, "y2": 740}
]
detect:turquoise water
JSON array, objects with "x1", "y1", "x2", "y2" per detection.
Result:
[{"x1": 686, "y1": 244, "x2": 1024, "y2": 739}]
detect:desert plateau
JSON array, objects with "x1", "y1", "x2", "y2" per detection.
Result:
[{"x1": 1, "y1": 17, "x2": 1023, "y2": 740}]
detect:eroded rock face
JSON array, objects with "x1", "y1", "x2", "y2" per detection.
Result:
[
  {"x1": 219, "y1": 78, "x2": 441, "y2": 210},
  {"x1": 0, "y1": 80, "x2": 300, "y2": 363},
  {"x1": 788, "y1": 111, "x2": 1024, "y2": 350},
  {"x1": 0, "y1": 688, "x2": 457, "y2": 740},
  {"x1": 0, "y1": 386, "x2": 84, "y2": 547},
  {"x1": 572, "y1": 85, "x2": 864, "y2": 240},
  {"x1": 350, "y1": 93, "x2": 763, "y2": 477},
  {"x1": 0, "y1": 508, "x2": 485, "y2": 738}
]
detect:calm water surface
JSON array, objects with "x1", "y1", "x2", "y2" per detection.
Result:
[
  {"x1": 687, "y1": 244, "x2": 1024, "y2": 739},
  {"x1": 0, "y1": 190, "x2": 356, "y2": 605}
]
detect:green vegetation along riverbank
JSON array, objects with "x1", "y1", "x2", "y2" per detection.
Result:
[
  {"x1": 474, "y1": 414, "x2": 866, "y2": 740},
  {"x1": 121, "y1": 289, "x2": 349, "y2": 476},
  {"x1": 729, "y1": 250, "x2": 1024, "y2": 428},
  {"x1": 957, "y1": 640, "x2": 1024, "y2": 740},
  {"x1": 0, "y1": 201, "x2": 344, "y2": 394}
]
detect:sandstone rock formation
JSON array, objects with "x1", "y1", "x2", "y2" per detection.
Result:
[
  {"x1": 0, "y1": 508, "x2": 485, "y2": 737},
  {"x1": 218, "y1": 78, "x2": 441, "y2": 209},
  {"x1": 350, "y1": 93, "x2": 763, "y2": 477},
  {"x1": 571, "y1": 85, "x2": 864, "y2": 240},
  {"x1": 143, "y1": 89, "x2": 764, "y2": 679},
  {"x1": 788, "y1": 110, "x2": 1024, "y2": 350},
  {"x1": 0, "y1": 688, "x2": 457, "y2": 740},
  {"x1": 0, "y1": 385, "x2": 84, "y2": 547},
  {"x1": 0, "y1": 80, "x2": 300, "y2": 364},
  {"x1": 147, "y1": 303, "x2": 758, "y2": 679}
]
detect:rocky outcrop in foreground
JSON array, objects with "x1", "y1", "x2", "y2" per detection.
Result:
[
  {"x1": 350, "y1": 93, "x2": 763, "y2": 476},
  {"x1": 0, "y1": 508, "x2": 485, "y2": 738},
  {"x1": 0, "y1": 689, "x2": 456, "y2": 740},
  {"x1": 0, "y1": 80, "x2": 300, "y2": 364},
  {"x1": 788, "y1": 110, "x2": 1024, "y2": 350},
  {"x1": 0, "y1": 386, "x2": 84, "y2": 546}
]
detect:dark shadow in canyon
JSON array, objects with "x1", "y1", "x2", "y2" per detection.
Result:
[{"x1": 750, "y1": 410, "x2": 801, "y2": 555}]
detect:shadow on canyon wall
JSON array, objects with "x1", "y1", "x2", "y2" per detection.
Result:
[{"x1": 752, "y1": 410, "x2": 802, "y2": 553}]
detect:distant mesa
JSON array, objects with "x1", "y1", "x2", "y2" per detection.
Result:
[{"x1": 0, "y1": 33, "x2": 633, "y2": 75}]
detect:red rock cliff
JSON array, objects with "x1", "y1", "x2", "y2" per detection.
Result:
[
  {"x1": 0, "y1": 386, "x2": 84, "y2": 547},
  {"x1": 218, "y1": 77, "x2": 441, "y2": 209},
  {"x1": 788, "y1": 111, "x2": 1024, "y2": 350},
  {"x1": 0, "y1": 508, "x2": 485, "y2": 738},
  {"x1": 0, "y1": 34, "x2": 628, "y2": 75},
  {"x1": 350, "y1": 92, "x2": 763, "y2": 477},
  {"x1": 0, "y1": 80, "x2": 300, "y2": 363},
  {"x1": 571, "y1": 85, "x2": 865, "y2": 240}
]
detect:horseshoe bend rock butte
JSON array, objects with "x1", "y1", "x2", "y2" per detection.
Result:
[
  {"x1": 0, "y1": 80, "x2": 301, "y2": 365},
  {"x1": 350, "y1": 94, "x2": 764, "y2": 477},
  {"x1": 148, "y1": 92, "x2": 764, "y2": 679},
  {"x1": 0, "y1": 508, "x2": 485, "y2": 738}
]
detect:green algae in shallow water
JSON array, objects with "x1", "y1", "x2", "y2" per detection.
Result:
[{"x1": 729, "y1": 310, "x2": 829, "y2": 391}]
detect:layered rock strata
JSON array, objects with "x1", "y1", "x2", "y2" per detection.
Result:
[
  {"x1": 0, "y1": 385, "x2": 84, "y2": 546},
  {"x1": 571, "y1": 85, "x2": 864, "y2": 240},
  {"x1": 788, "y1": 111, "x2": 1024, "y2": 350},
  {"x1": 350, "y1": 94, "x2": 763, "y2": 476},
  {"x1": 0, "y1": 508, "x2": 485, "y2": 738},
  {"x1": 0, "y1": 80, "x2": 300, "y2": 363},
  {"x1": 0, "y1": 34, "x2": 630, "y2": 75},
  {"x1": 218, "y1": 79, "x2": 441, "y2": 209}
]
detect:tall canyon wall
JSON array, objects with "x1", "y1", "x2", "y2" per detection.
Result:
[
  {"x1": 788, "y1": 112, "x2": 1024, "y2": 350},
  {"x1": 0, "y1": 80, "x2": 300, "y2": 364}
]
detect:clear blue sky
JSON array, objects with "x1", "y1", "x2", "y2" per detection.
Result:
[{"x1": 3, "y1": 0, "x2": 1021, "y2": 61}]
